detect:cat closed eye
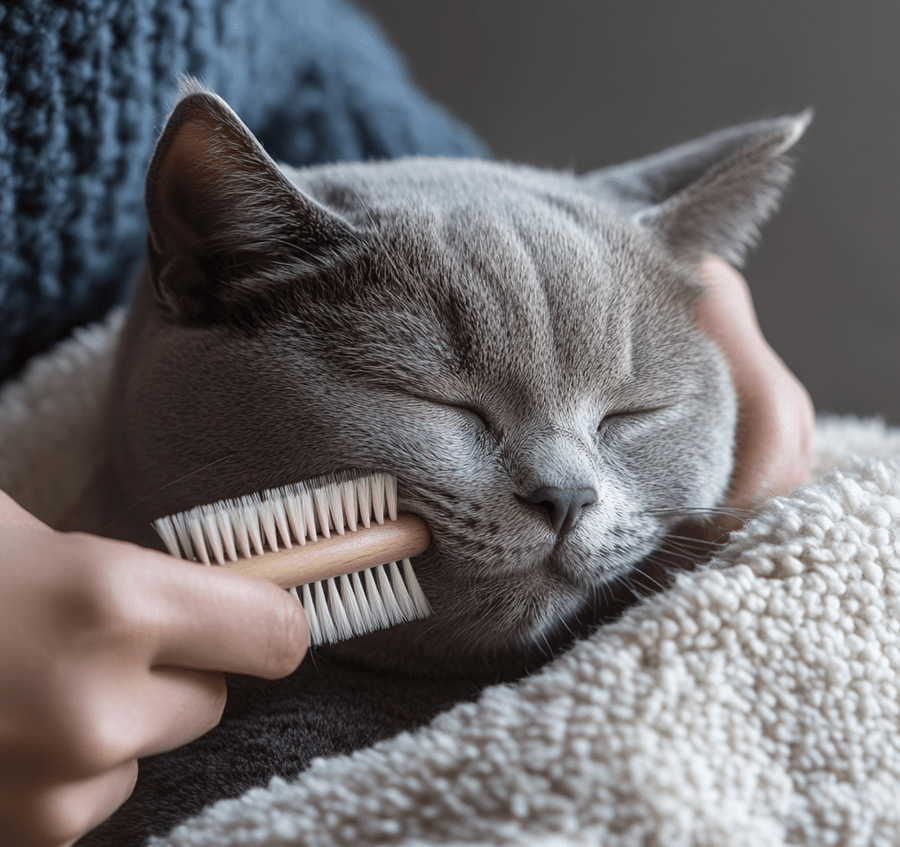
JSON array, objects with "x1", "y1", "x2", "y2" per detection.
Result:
[
  {"x1": 597, "y1": 407, "x2": 666, "y2": 430},
  {"x1": 452, "y1": 405, "x2": 490, "y2": 430}
]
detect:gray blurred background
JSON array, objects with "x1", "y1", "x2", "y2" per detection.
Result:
[{"x1": 358, "y1": 0, "x2": 899, "y2": 423}]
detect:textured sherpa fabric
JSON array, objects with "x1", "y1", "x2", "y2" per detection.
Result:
[
  {"x1": 0, "y1": 0, "x2": 485, "y2": 383},
  {"x1": 4, "y1": 317, "x2": 900, "y2": 847},
  {"x1": 154, "y1": 455, "x2": 900, "y2": 847}
]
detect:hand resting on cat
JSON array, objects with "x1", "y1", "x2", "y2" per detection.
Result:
[
  {"x1": 0, "y1": 79, "x2": 814, "y2": 845},
  {"x1": 697, "y1": 255, "x2": 814, "y2": 526}
]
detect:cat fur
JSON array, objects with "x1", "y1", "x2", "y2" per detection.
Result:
[{"x1": 78, "y1": 78, "x2": 808, "y2": 844}]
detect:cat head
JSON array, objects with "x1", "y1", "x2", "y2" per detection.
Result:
[{"x1": 102, "y1": 78, "x2": 808, "y2": 675}]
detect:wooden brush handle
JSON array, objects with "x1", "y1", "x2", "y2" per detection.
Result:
[{"x1": 221, "y1": 512, "x2": 431, "y2": 588}]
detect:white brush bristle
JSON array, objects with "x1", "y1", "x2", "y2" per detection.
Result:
[{"x1": 152, "y1": 471, "x2": 430, "y2": 645}]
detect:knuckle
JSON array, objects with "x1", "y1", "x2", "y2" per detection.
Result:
[
  {"x1": 8, "y1": 792, "x2": 94, "y2": 847},
  {"x1": 783, "y1": 382, "x2": 815, "y2": 472},
  {"x1": 799, "y1": 389, "x2": 816, "y2": 444},
  {"x1": 58, "y1": 535, "x2": 150, "y2": 644},
  {"x1": 62, "y1": 700, "x2": 133, "y2": 776},
  {"x1": 203, "y1": 674, "x2": 228, "y2": 731}
]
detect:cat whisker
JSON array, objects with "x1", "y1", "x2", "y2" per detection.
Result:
[
  {"x1": 635, "y1": 566, "x2": 670, "y2": 591},
  {"x1": 668, "y1": 537, "x2": 730, "y2": 556},
  {"x1": 556, "y1": 612, "x2": 577, "y2": 639},
  {"x1": 646, "y1": 506, "x2": 753, "y2": 522},
  {"x1": 535, "y1": 628, "x2": 554, "y2": 661},
  {"x1": 614, "y1": 573, "x2": 647, "y2": 602},
  {"x1": 96, "y1": 453, "x2": 236, "y2": 535},
  {"x1": 600, "y1": 577, "x2": 619, "y2": 607},
  {"x1": 660, "y1": 534, "x2": 724, "y2": 550}
]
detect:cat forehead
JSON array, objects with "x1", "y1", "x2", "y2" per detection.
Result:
[
  {"x1": 288, "y1": 156, "x2": 580, "y2": 210},
  {"x1": 283, "y1": 159, "x2": 692, "y2": 320},
  {"x1": 287, "y1": 156, "x2": 652, "y2": 278},
  {"x1": 282, "y1": 158, "x2": 699, "y2": 409}
]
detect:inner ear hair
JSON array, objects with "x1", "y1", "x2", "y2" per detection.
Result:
[
  {"x1": 143, "y1": 76, "x2": 358, "y2": 318},
  {"x1": 637, "y1": 111, "x2": 812, "y2": 267},
  {"x1": 584, "y1": 110, "x2": 812, "y2": 268},
  {"x1": 145, "y1": 78, "x2": 307, "y2": 272}
]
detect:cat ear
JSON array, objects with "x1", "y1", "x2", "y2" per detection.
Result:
[
  {"x1": 145, "y1": 76, "x2": 357, "y2": 319},
  {"x1": 583, "y1": 111, "x2": 812, "y2": 267}
]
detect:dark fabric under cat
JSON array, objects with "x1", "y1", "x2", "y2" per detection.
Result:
[{"x1": 80, "y1": 658, "x2": 490, "y2": 846}]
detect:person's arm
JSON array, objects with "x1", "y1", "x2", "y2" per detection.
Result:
[
  {"x1": 696, "y1": 255, "x2": 815, "y2": 525},
  {"x1": 0, "y1": 491, "x2": 308, "y2": 847}
]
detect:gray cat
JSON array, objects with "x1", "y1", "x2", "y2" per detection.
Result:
[{"x1": 78, "y1": 79, "x2": 807, "y2": 844}]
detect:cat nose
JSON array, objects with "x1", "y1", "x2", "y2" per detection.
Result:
[{"x1": 521, "y1": 486, "x2": 597, "y2": 536}]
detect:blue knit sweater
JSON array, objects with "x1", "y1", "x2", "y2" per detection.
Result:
[{"x1": 0, "y1": 0, "x2": 485, "y2": 380}]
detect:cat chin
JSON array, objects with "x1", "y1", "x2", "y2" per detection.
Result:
[
  {"x1": 329, "y1": 540, "x2": 691, "y2": 679},
  {"x1": 317, "y1": 577, "x2": 594, "y2": 679},
  {"x1": 313, "y1": 539, "x2": 661, "y2": 678}
]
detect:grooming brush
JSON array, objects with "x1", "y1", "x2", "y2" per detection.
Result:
[{"x1": 152, "y1": 471, "x2": 432, "y2": 645}]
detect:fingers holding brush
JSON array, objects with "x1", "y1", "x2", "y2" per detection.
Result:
[
  {"x1": 150, "y1": 556, "x2": 309, "y2": 679},
  {"x1": 0, "y1": 490, "x2": 307, "y2": 846}
]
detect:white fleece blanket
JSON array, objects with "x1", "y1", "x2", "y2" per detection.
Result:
[{"x1": 3, "y1": 311, "x2": 900, "y2": 847}]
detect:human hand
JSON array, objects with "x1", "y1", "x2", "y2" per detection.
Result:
[
  {"x1": 696, "y1": 255, "x2": 815, "y2": 529},
  {"x1": 0, "y1": 491, "x2": 308, "y2": 847}
]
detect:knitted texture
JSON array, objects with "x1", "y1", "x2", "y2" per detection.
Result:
[{"x1": 0, "y1": 0, "x2": 485, "y2": 381}]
